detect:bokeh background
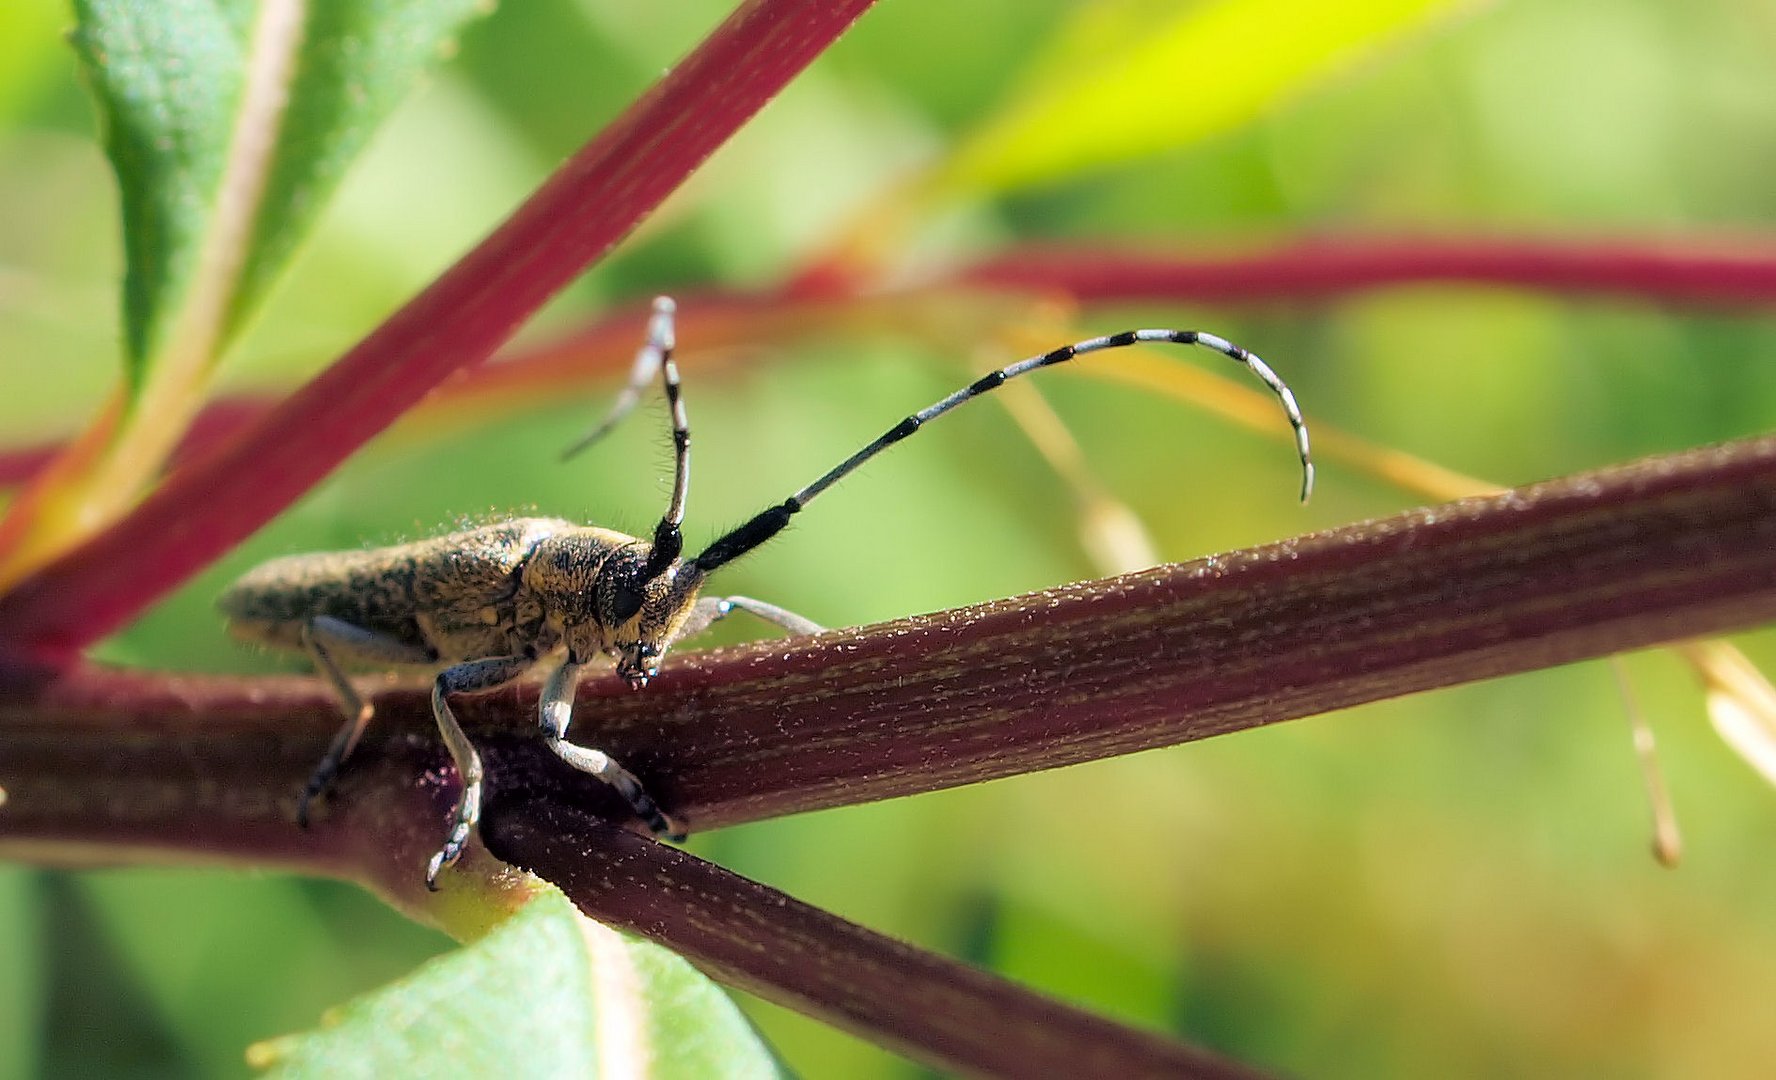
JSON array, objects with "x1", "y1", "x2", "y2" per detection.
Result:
[{"x1": 2, "y1": 0, "x2": 1775, "y2": 1076}]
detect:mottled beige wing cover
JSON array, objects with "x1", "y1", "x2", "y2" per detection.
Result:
[{"x1": 219, "y1": 518, "x2": 576, "y2": 663}]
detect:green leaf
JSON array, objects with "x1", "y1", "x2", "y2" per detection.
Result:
[
  {"x1": 0, "y1": 869, "x2": 42, "y2": 1080},
  {"x1": 253, "y1": 890, "x2": 787, "y2": 1079},
  {"x1": 0, "y1": 4, "x2": 68, "y2": 122},
  {"x1": 932, "y1": 0, "x2": 1476, "y2": 196},
  {"x1": 68, "y1": 0, "x2": 488, "y2": 390}
]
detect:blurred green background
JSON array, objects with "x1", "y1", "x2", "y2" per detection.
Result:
[{"x1": 3, "y1": 0, "x2": 1775, "y2": 1076}]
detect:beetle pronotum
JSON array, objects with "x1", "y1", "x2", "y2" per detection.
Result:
[{"x1": 221, "y1": 297, "x2": 1313, "y2": 888}]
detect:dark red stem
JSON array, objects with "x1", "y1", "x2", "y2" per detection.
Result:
[
  {"x1": 3, "y1": 434, "x2": 1771, "y2": 851},
  {"x1": 2, "y1": 433, "x2": 1770, "y2": 1078},
  {"x1": 485, "y1": 807, "x2": 1272, "y2": 1080}
]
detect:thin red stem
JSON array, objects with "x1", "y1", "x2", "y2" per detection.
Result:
[
  {"x1": 959, "y1": 234, "x2": 1776, "y2": 306},
  {"x1": 11, "y1": 230, "x2": 1773, "y2": 488},
  {"x1": 0, "y1": 0, "x2": 879, "y2": 660}
]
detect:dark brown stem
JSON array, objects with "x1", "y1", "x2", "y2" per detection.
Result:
[
  {"x1": 0, "y1": 663, "x2": 465, "y2": 914},
  {"x1": 2, "y1": 434, "x2": 1772, "y2": 859},
  {"x1": 1, "y1": 431, "x2": 1770, "y2": 1074},
  {"x1": 484, "y1": 805, "x2": 1271, "y2": 1080},
  {"x1": 583, "y1": 432, "x2": 1776, "y2": 828}
]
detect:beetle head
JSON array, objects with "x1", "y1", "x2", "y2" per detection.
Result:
[
  {"x1": 526, "y1": 530, "x2": 704, "y2": 688},
  {"x1": 589, "y1": 541, "x2": 706, "y2": 688}
]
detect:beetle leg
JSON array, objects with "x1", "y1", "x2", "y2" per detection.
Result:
[
  {"x1": 539, "y1": 659, "x2": 686, "y2": 842},
  {"x1": 298, "y1": 617, "x2": 434, "y2": 827},
  {"x1": 425, "y1": 654, "x2": 534, "y2": 890},
  {"x1": 674, "y1": 594, "x2": 825, "y2": 642}
]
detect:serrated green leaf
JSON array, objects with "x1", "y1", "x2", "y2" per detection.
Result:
[
  {"x1": 933, "y1": 0, "x2": 1476, "y2": 196},
  {"x1": 68, "y1": 0, "x2": 488, "y2": 390},
  {"x1": 255, "y1": 890, "x2": 787, "y2": 1079}
]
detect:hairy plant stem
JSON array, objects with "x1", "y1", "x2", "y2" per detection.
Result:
[
  {"x1": 2, "y1": 431, "x2": 1770, "y2": 1077},
  {"x1": 486, "y1": 807, "x2": 1272, "y2": 1080},
  {"x1": 2, "y1": 433, "x2": 1772, "y2": 868}
]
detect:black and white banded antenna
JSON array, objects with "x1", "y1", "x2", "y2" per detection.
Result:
[
  {"x1": 691, "y1": 326, "x2": 1313, "y2": 573},
  {"x1": 561, "y1": 298, "x2": 683, "y2": 465},
  {"x1": 561, "y1": 297, "x2": 689, "y2": 578}
]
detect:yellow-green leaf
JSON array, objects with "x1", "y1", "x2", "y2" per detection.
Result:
[{"x1": 934, "y1": 0, "x2": 1477, "y2": 196}]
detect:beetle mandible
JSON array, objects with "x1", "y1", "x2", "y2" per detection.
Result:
[{"x1": 221, "y1": 297, "x2": 1314, "y2": 888}]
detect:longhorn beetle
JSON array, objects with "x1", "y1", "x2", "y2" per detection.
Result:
[{"x1": 221, "y1": 297, "x2": 1314, "y2": 888}]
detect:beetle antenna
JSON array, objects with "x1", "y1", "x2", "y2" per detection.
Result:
[
  {"x1": 561, "y1": 297, "x2": 678, "y2": 462},
  {"x1": 563, "y1": 298, "x2": 687, "y2": 579},
  {"x1": 640, "y1": 297, "x2": 689, "y2": 578},
  {"x1": 692, "y1": 327, "x2": 1313, "y2": 573}
]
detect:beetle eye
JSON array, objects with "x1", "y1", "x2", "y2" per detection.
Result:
[{"x1": 608, "y1": 584, "x2": 643, "y2": 621}]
